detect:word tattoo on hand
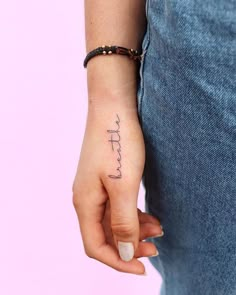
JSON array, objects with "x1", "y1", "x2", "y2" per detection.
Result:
[{"x1": 107, "y1": 114, "x2": 122, "y2": 179}]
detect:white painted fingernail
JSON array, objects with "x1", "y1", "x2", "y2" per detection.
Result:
[
  {"x1": 151, "y1": 230, "x2": 164, "y2": 238},
  {"x1": 150, "y1": 249, "x2": 159, "y2": 257},
  {"x1": 118, "y1": 241, "x2": 134, "y2": 262},
  {"x1": 138, "y1": 271, "x2": 147, "y2": 276}
]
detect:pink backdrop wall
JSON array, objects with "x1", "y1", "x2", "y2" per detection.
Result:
[{"x1": 0, "y1": 0, "x2": 162, "y2": 294}]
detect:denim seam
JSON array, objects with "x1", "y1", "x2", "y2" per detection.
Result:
[{"x1": 138, "y1": 0, "x2": 151, "y2": 127}]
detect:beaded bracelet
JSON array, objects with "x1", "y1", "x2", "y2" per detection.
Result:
[{"x1": 83, "y1": 45, "x2": 143, "y2": 68}]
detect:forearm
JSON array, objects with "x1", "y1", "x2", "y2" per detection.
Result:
[{"x1": 84, "y1": 0, "x2": 147, "y2": 107}]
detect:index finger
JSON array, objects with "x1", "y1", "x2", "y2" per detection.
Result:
[{"x1": 74, "y1": 191, "x2": 146, "y2": 275}]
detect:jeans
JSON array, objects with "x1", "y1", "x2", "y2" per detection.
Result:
[{"x1": 137, "y1": 1, "x2": 236, "y2": 294}]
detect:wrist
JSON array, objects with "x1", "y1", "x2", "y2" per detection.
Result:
[
  {"x1": 88, "y1": 94, "x2": 138, "y2": 116},
  {"x1": 87, "y1": 92, "x2": 139, "y2": 123},
  {"x1": 86, "y1": 54, "x2": 140, "y2": 100}
]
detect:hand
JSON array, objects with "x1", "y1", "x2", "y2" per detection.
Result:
[{"x1": 72, "y1": 101, "x2": 163, "y2": 275}]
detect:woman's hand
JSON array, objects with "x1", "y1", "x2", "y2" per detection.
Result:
[{"x1": 72, "y1": 100, "x2": 163, "y2": 275}]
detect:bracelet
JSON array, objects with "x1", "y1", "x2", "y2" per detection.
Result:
[{"x1": 83, "y1": 45, "x2": 143, "y2": 68}]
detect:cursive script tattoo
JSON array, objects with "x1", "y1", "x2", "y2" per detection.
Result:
[{"x1": 107, "y1": 114, "x2": 122, "y2": 179}]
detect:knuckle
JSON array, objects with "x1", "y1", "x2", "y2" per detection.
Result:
[
  {"x1": 72, "y1": 179, "x2": 76, "y2": 193},
  {"x1": 84, "y1": 248, "x2": 94, "y2": 259},
  {"x1": 72, "y1": 185, "x2": 87, "y2": 210},
  {"x1": 72, "y1": 192, "x2": 81, "y2": 210},
  {"x1": 111, "y1": 222, "x2": 136, "y2": 237},
  {"x1": 84, "y1": 245, "x2": 97, "y2": 259}
]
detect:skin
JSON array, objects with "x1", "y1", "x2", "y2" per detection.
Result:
[{"x1": 72, "y1": 0, "x2": 163, "y2": 275}]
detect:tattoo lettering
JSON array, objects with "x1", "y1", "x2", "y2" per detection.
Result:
[{"x1": 107, "y1": 114, "x2": 122, "y2": 179}]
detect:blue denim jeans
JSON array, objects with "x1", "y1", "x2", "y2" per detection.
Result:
[{"x1": 137, "y1": 1, "x2": 236, "y2": 294}]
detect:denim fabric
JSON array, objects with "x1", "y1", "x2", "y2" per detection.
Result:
[{"x1": 137, "y1": 1, "x2": 236, "y2": 294}]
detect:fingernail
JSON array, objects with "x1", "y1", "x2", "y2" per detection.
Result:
[
  {"x1": 149, "y1": 249, "x2": 159, "y2": 257},
  {"x1": 138, "y1": 271, "x2": 147, "y2": 276},
  {"x1": 118, "y1": 241, "x2": 134, "y2": 262},
  {"x1": 151, "y1": 230, "x2": 164, "y2": 238}
]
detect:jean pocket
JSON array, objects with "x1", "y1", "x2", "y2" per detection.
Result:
[{"x1": 137, "y1": 0, "x2": 151, "y2": 126}]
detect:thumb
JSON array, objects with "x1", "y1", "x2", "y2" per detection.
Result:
[{"x1": 109, "y1": 193, "x2": 139, "y2": 262}]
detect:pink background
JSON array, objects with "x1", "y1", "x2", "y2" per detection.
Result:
[{"x1": 0, "y1": 0, "x2": 162, "y2": 294}]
